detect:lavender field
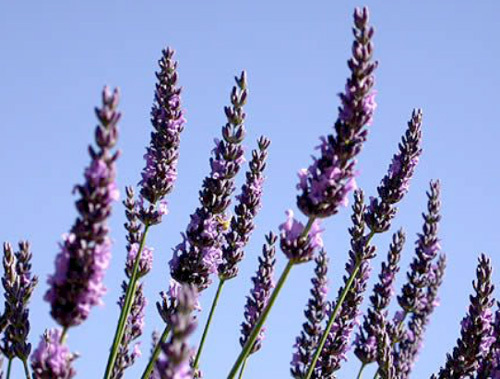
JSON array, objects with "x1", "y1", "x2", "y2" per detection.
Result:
[{"x1": 0, "y1": 1, "x2": 499, "y2": 378}]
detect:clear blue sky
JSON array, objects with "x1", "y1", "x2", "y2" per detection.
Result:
[{"x1": 1, "y1": 1, "x2": 499, "y2": 378}]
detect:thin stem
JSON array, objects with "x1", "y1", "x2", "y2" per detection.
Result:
[
  {"x1": 22, "y1": 358, "x2": 30, "y2": 379},
  {"x1": 60, "y1": 326, "x2": 68, "y2": 343},
  {"x1": 141, "y1": 324, "x2": 172, "y2": 379},
  {"x1": 6, "y1": 358, "x2": 12, "y2": 379},
  {"x1": 301, "y1": 216, "x2": 317, "y2": 238},
  {"x1": 193, "y1": 279, "x2": 226, "y2": 369},
  {"x1": 227, "y1": 259, "x2": 295, "y2": 378},
  {"x1": 304, "y1": 231, "x2": 375, "y2": 379},
  {"x1": 238, "y1": 358, "x2": 248, "y2": 379},
  {"x1": 104, "y1": 224, "x2": 150, "y2": 379},
  {"x1": 356, "y1": 363, "x2": 367, "y2": 379}
]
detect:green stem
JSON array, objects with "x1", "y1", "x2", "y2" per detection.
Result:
[
  {"x1": 6, "y1": 358, "x2": 12, "y2": 379},
  {"x1": 193, "y1": 279, "x2": 225, "y2": 369},
  {"x1": 22, "y1": 358, "x2": 30, "y2": 379},
  {"x1": 227, "y1": 259, "x2": 295, "y2": 378},
  {"x1": 304, "y1": 231, "x2": 375, "y2": 379},
  {"x1": 238, "y1": 358, "x2": 248, "y2": 379},
  {"x1": 60, "y1": 326, "x2": 68, "y2": 343},
  {"x1": 104, "y1": 224, "x2": 150, "y2": 379},
  {"x1": 141, "y1": 324, "x2": 172, "y2": 379},
  {"x1": 356, "y1": 362, "x2": 367, "y2": 379}
]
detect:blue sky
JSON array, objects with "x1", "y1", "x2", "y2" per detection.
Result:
[{"x1": 1, "y1": 1, "x2": 499, "y2": 378}]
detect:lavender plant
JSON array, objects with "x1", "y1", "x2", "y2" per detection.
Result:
[{"x1": 1, "y1": 5, "x2": 499, "y2": 379}]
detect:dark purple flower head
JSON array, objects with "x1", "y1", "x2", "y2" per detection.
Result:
[
  {"x1": 394, "y1": 253, "x2": 446, "y2": 378},
  {"x1": 279, "y1": 210, "x2": 323, "y2": 264},
  {"x1": 374, "y1": 316, "x2": 395, "y2": 379},
  {"x1": 477, "y1": 302, "x2": 500, "y2": 378},
  {"x1": 398, "y1": 180, "x2": 441, "y2": 315},
  {"x1": 354, "y1": 229, "x2": 405, "y2": 365},
  {"x1": 0, "y1": 241, "x2": 38, "y2": 361},
  {"x1": 45, "y1": 87, "x2": 120, "y2": 329},
  {"x1": 155, "y1": 284, "x2": 198, "y2": 379},
  {"x1": 219, "y1": 136, "x2": 270, "y2": 280},
  {"x1": 364, "y1": 109, "x2": 423, "y2": 233},
  {"x1": 31, "y1": 329, "x2": 78, "y2": 379},
  {"x1": 297, "y1": 7, "x2": 378, "y2": 218},
  {"x1": 139, "y1": 47, "x2": 186, "y2": 223},
  {"x1": 170, "y1": 72, "x2": 247, "y2": 291},
  {"x1": 316, "y1": 189, "x2": 376, "y2": 377},
  {"x1": 291, "y1": 249, "x2": 329, "y2": 378},
  {"x1": 240, "y1": 232, "x2": 277, "y2": 355},
  {"x1": 112, "y1": 282, "x2": 147, "y2": 379},
  {"x1": 433, "y1": 254, "x2": 495, "y2": 379}
]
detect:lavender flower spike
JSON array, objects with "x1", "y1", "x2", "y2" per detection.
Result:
[
  {"x1": 139, "y1": 47, "x2": 186, "y2": 225},
  {"x1": 394, "y1": 253, "x2": 446, "y2": 378},
  {"x1": 315, "y1": 189, "x2": 376, "y2": 378},
  {"x1": 155, "y1": 284, "x2": 198, "y2": 379},
  {"x1": 477, "y1": 302, "x2": 500, "y2": 378},
  {"x1": 240, "y1": 232, "x2": 277, "y2": 355},
  {"x1": 365, "y1": 109, "x2": 423, "y2": 233},
  {"x1": 291, "y1": 249, "x2": 329, "y2": 378},
  {"x1": 170, "y1": 72, "x2": 247, "y2": 291},
  {"x1": 297, "y1": 6, "x2": 378, "y2": 218},
  {"x1": 354, "y1": 229, "x2": 405, "y2": 365},
  {"x1": 1, "y1": 241, "x2": 38, "y2": 363},
  {"x1": 433, "y1": 254, "x2": 495, "y2": 379},
  {"x1": 31, "y1": 329, "x2": 78, "y2": 379},
  {"x1": 279, "y1": 210, "x2": 323, "y2": 264},
  {"x1": 219, "y1": 136, "x2": 270, "y2": 280},
  {"x1": 111, "y1": 283, "x2": 147, "y2": 379},
  {"x1": 45, "y1": 87, "x2": 120, "y2": 328}
]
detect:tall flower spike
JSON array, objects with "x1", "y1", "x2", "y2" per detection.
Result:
[
  {"x1": 44, "y1": 87, "x2": 120, "y2": 328},
  {"x1": 433, "y1": 254, "x2": 495, "y2": 379},
  {"x1": 240, "y1": 232, "x2": 277, "y2": 355},
  {"x1": 291, "y1": 249, "x2": 329, "y2": 378},
  {"x1": 375, "y1": 317, "x2": 395, "y2": 379},
  {"x1": 219, "y1": 136, "x2": 270, "y2": 280},
  {"x1": 398, "y1": 180, "x2": 441, "y2": 316},
  {"x1": 31, "y1": 328, "x2": 78, "y2": 379},
  {"x1": 154, "y1": 284, "x2": 198, "y2": 379},
  {"x1": 279, "y1": 210, "x2": 323, "y2": 264},
  {"x1": 139, "y1": 47, "x2": 186, "y2": 224},
  {"x1": 477, "y1": 302, "x2": 500, "y2": 378},
  {"x1": 1, "y1": 241, "x2": 38, "y2": 362},
  {"x1": 170, "y1": 72, "x2": 247, "y2": 291},
  {"x1": 296, "y1": 6, "x2": 378, "y2": 218},
  {"x1": 365, "y1": 109, "x2": 423, "y2": 233},
  {"x1": 315, "y1": 189, "x2": 376, "y2": 378},
  {"x1": 354, "y1": 229, "x2": 405, "y2": 365},
  {"x1": 394, "y1": 253, "x2": 446, "y2": 378},
  {"x1": 111, "y1": 283, "x2": 147, "y2": 379}
]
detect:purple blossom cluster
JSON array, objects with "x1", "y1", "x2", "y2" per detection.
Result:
[
  {"x1": 154, "y1": 284, "x2": 198, "y2": 379},
  {"x1": 240, "y1": 233, "x2": 277, "y2": 354},
  {"x1": 45, "y1": 86, "x2": 120, "y2": 329},
  {"x1": 296, "y1": 7, "x2": 378, "y2": 219},
  {"x1": 31, "y1": 329, "x2": 77, "y2": 379},
  {"x1": 291, "y1": 250, "x2": 329, "y2": 378},
  {"x1": 170, "y1": 72, "x2": 247, "y2": 291},
  {"x1": 219, "y1": 136, "x2": 270, "y2": 280}
]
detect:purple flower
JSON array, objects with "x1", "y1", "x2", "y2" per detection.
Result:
[
  {"x1": 139, "y1": 48, "x2": 186, "y2": 223},
  {"x1": 315, "y1": 190, "x2": 376, "y2": 377},
  {"x1": 477, "y1": 302, "x2": 500, "y2": 378},
  {"x1": 279, "y1": 210, "x2": 323, "y2": 264},
  {"x1": 170, "y1": 72, "x2": 247, "y2": 292},
  {"x1": 45, "y1": 86, "x2": 120, "y2": 328},
  {"x1": 125, "y1": 243, "x2": 154, "y2": 278},
  {"x1": 155, "y1": 284, "x2": 198, "y2": 379},
  {"x1": 354, "y1": 229, "x2": 405, "y2": 365},
  {"x1": 219, "y1": 136, "x2": 270, "y2": 280},
  {"x1": 240, "y1": 233, "x2": 277, "y2": 355},
  {"x1": 433, "y1": 254, "x2": 495, "y2": 379},
  {"x1": 296, "y1": 6, "x2": 378, "y2": 219},
  {"x1": 291, "y1": 250, "x2": 329, "y2": 378},
  {"x1": 31, "y1": 329, "x2": 77, "y2": 379},
  {"x1": 364, "y1": 109, "x2": 423, "y2": 233},
  {"x1": 0, "y1": 241, "x2": 38, "y2": 361}
]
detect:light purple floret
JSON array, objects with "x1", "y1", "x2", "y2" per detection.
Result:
[{"x1": 31, "y1": 329, "x2": 76, "y2": 379}]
